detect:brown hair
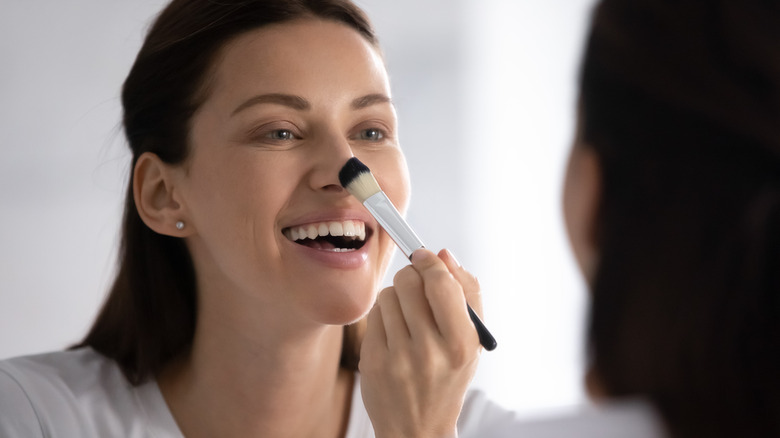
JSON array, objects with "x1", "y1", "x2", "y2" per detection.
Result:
[
  {"x1": 76, "y1": 0, "x2": 376, "y2": 384},
  {"x1": 580, "y1": 0, "x2": 780, "y2": 436}
]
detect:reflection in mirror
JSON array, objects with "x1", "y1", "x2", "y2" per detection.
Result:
[{"x1": 0, "y1": 0, "x2": 596, "y2": 418}]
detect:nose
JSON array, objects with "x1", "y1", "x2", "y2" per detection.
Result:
[{"x1": 307, "y1": 129, "x2": 354, "y2": 194}]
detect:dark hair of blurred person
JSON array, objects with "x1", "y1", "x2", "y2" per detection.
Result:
[{"x1": 566, "y1": 1, "x2": 780, "y2": 437}]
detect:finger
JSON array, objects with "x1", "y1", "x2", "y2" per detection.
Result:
[
  {"x1": 362, "y1": 302, "x2": 388, "y2": 353},
  {"x1": 410, "y1": 249, "x2": 472, "y2": 342},
  {"x1": 392, "y1": 265, "x2": 439, "y2": 341},
  {"x1": 438, "y1": 249, "x2": 483, "y2": 318},
  {"x1": 375, "y1": 287, "x2": 411, "y2": 349}
]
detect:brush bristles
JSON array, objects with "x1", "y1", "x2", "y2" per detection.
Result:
[{"x1": 339, "y1": 157, "x2": 382, "y2": 203}]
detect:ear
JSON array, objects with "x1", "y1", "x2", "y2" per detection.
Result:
[
  {"x1": 562, "y1": 143, "x2": 601, "y2": 285},
  {"x1": 133, "y1": 152, "x2": 191, "y2": 237}
]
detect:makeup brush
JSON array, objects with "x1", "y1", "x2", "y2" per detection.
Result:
[{"x1": 339, "y1": 157, "x2": 497, "y2": 351}]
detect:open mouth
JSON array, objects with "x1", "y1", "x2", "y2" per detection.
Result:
[{"x1": 283, "y1": 220, "x2": 369, "y2": 252}]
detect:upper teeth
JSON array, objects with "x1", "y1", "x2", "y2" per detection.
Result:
[{"x1": 285, "y1": 220, "x2": 366, "y2": 242}]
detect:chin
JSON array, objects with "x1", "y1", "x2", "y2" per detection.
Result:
[
  {"x1": 311, "y1": 286, "x2": 377, "y2": 326},
  {"x1": 327, "y1": 296, "x2": 375, "y2": 326}
]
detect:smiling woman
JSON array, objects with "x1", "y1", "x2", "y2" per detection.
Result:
[{"x1": 0, "y1": 1, "x2": 513, "y2": 437}]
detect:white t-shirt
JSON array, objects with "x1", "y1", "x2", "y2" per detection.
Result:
[
  {"x1": 0, "y1": 348, "x2": 518, "y2": 437},
  {"x1": 0, "y1": 348, "x2": 666, "y2": 437}
]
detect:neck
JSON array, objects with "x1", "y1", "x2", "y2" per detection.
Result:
[{"x1": 158, "y1": 301, "x2": 354, "y2": 438}]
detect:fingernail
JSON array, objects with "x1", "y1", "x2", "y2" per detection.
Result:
[
  {"x1": 443, "y1": 249, "x2": 461, "y2": 267},
  {"x1": 410, "y1": 248, "x2": 433, "y2": 264}
]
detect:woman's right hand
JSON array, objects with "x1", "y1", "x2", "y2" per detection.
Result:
[{"x1": 359, "y1": 248, "x2": 484, "y2": 438}]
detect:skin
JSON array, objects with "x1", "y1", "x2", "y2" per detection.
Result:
[
  {"x1": 562, "y1": 120, "x2": 604, "y2": 399},
  {"x1": 562, "y1": 124, "x2": 601, "y2": 288},
  {"x1": 133, "y1": 18, "x2": 482, "y2": 438},
  {"x1": 361, "y1": 248, "x2": 482, "y2": 438}
]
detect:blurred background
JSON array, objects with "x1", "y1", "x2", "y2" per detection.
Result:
[{"x1": 0, "y1": 0, "x2": 597, "y2": 416}]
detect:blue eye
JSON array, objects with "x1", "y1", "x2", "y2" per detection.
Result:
[
  {"x1": 360, "y1": 128, "x2": 384, "y2": 141},
  {"x1": 268, "y1": 129, "x2": 296, "y2": 140}
]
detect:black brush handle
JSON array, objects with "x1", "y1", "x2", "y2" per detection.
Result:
[{"x1": 467, "y1": 304, "x2": 497, "y2": 351}]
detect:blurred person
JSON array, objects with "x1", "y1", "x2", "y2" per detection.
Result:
[{"x1": 503, "y1": 0, "x2": 780, "y2": 436}]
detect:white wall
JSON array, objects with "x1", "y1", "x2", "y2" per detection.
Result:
[
  {"x1": 0, "y1": 0, "x2": 596, "y2": 415},
  {"x1": 458, "y1": 0, "x2": 596, "y2": 413},
  {"x1": 0, "y1": 0, "x2": 170, "y2": 357}
]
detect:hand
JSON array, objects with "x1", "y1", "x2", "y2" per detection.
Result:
[{"x1": 359, "y1": 248, "x2": 483, "y2": 438}]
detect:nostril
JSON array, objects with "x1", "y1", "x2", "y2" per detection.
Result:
[{"x1": 321, "y1": 183, "x2": 345, "y2": 193}]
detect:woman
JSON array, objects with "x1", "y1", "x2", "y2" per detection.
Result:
[
  {"x1": 0, "y1": 1, "x2": 511, "y2": 437},
  {"x1": 507, "y1": 0, "x2": 780, "y2": 436}
]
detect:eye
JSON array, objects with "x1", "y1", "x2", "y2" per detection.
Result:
[
  {"x1": 267, "y1": 129, "x2": 297, "y2": 141},
  {"x1": 359, "y1": 128, "x2": 384, "y2": 141}
]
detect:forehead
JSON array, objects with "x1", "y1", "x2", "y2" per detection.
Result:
[{"x1": 204, "y1": 18, "x2": 389, "y2": 108}]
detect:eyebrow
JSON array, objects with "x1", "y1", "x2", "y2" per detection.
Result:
[
  {"x1": 232, "y1": 93, "x2": 309, "y2": 115},
  {"x1": 231, "y1": 92, "x2": 393, "y2": 116},
  {"x1": 351, "y1": 93, "x2": 392, "y2": 110}
]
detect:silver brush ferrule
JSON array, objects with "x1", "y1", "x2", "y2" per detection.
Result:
[{"x1": 363, "y1": 191, "x2": 424, "y2": 259}]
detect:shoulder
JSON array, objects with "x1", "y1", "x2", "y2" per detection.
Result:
[
  {"x1": 522, "y1": 400, "x2": 667, "y2": 438},
  {"x1": 1, "y1": 347, "x2": 123, "y2": 383},
  {"x1": 0, "y1": 348, "x2": 175, "y2": 437},
  {"x1": 457, "y1": 387, "x2": 520, "y2": 437},
  {"x1": 0, "y1": 348, "x2": 130, "y2": 407},
  {"x1": 0, "y1": 358, "x2": 44, "y2": 437},
  {"x1": 460, "y1": 396, "x2": 668, "y2": 438}
]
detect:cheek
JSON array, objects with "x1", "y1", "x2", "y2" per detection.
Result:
[
  {"x1": 371, "y1": 149, "x2": 411, "y2": 213},
  {"x1": 562, "y1": 145, "x2": 600, "y2": 283},
  {"x1": 184, "y1": 149, "x2": 291, "y2": 238},
  {"x1": 562, "y1": 151, "x2": 579, "y2": 247},
  {"x1": 189, "y1": 157, "x2": 245, "y2": 216},
  {"x1": 563, "y1": 148, "x2": 588, "y2": 268}
]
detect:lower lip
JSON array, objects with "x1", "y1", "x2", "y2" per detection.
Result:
[{"x1": 285, "y1": 237, "x2": 371, "y2": 269}]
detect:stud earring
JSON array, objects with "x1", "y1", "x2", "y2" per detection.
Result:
[{"x1": 175, "y1": 221, "x2": 185, "y2": 230}]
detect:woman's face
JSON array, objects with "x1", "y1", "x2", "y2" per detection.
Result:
[{"x1": 177, "y1": 19, "x2": 410, "y2": 327}]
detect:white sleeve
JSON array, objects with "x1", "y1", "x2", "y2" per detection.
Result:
[
  {"x1": 0, "y1": 367, "x2": 45, "y2": 438},
  {"x1": 458, "y1": 388, "x2": 522, "y2": 437}
]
